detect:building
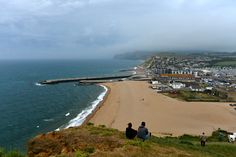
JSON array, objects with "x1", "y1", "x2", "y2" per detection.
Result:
[
  {"x1": 171, "y1": 69, "x2": 193, "y2": 75},
  {"x1": 169, "y1": 82, "x2": 186, "y2": 89},
  {"x1": 160, "y1": 74, "x2": 195, "y2": 80},
  {"x1": 151, "y1": 80, "x2": 160, "y2": 85},
  {"x1": 189, "y1": 85, "x2": 205, "y2": 92},
  {"x1": 154, "y1": 68, "x2": 172, "y2": 74}
]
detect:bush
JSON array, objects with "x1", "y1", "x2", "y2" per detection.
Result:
[
  {"x1": 98, "y1": 125, "x2": 106, "y2": 128},
  {"x1": 209, "y1": 129, "x2": 228, "y2": 142},
  {"x1": 83, "y1": 147, "x2": 95, "y2": 154},
  {"x1": 76, "y1": 150, "x2": 88, "y2": 157},
  {"x1": 86, "y1": 122, "x2": 94, "y2": 126}
]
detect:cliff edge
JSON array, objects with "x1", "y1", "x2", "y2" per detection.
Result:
[{"x1": 28, "y1": 123, "x2": 236, "y2": 157}]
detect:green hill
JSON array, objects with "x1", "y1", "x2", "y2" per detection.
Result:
[
  {"x1": 1, "y1": 124, "x2": 235, "y2": 157},
  {"x1": 25, "y1": 123, "x2": 236, "y2": 157}
]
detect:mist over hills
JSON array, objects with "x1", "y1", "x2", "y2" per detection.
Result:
[{"x1": 114, "y1": 51, "x2": 236, "y2": 60}]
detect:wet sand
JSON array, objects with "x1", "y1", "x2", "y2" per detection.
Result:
[{"x1": 90, "y1": 81, "x2": 236, "y2": 136}]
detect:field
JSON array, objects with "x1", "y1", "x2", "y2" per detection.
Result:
[
  {"x1": 215, "y1": 61, "x2": 236, "y2": 66},
  {"x1": 211, "y1": 58, "x2": 236, "y2": 67},
  {"x1": 164, "y1": 91, "x2": 222, "y2": 102}
]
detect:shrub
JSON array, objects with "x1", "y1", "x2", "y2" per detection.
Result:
[
  {"x1": 209, "y1": 129, "x2": 228, "y2": 142},
  {"x1": 98, "y1": 125, "x2": 106, "y2": 128},
  {"x1": 86, "y1": 122, "x2": 94, "y2": 126},
  {"x1": 83, "y1": 147, "x2": 95, "y2": 154},
  {"x1": 75, "y1": 150, "x2": 88, "y2": 157}
]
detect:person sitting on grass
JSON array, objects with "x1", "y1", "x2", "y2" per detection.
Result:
[
  {"x1": 137, "y1": 121, "x2": 151, "y2": 141},
  {"x1": 126, "y1": 122, "x2": 137, "y2": 139}
]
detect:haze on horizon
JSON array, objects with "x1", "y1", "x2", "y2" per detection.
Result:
[{"x1": 0, "y1": 0, "x2": 236, "y2": 59}]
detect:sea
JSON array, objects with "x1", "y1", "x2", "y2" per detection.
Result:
[{"x1": 0, "y1": 59, "x2": 140, "y2": 151}]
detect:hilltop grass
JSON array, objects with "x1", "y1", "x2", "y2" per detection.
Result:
[
  {"x1": 26, "y1": 124, "x2": 236, "y2": 157},
  {"x1": 150, "y1": 135, "x2": 235, "y2": 157}
]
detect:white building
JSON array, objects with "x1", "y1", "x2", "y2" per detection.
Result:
[
  {"x1": 169, "y1": 82, "x2": 186, "y2": 89},
  {"x1": 190, "y1": 85, "x2": 205, "y2": 92},
  {"x1": 205, "y1": 87, "x2": 213, "y2": 90},
  {"x1": 172, "y1": 69, "x2": 192, "y2": 75},
  {"x1": 151, "y1": 81, "x2": 160, "y2": 85}
]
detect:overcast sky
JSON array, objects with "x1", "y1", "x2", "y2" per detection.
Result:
[{"x1": 0, "y1": 0, "x2": 236, "y2": 59}]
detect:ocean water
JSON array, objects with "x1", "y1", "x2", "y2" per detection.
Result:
[{"x1": 0, "y1": 59, "x2": 139, "y2": 151}]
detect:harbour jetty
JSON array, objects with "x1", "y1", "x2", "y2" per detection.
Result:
[{"x1": 40, "y1": 75, "x2": 133, "y2": 85}]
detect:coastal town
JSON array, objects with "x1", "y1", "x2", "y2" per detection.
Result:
[{"x1": 141, "y1": 52, "x2": 236, "y2": 102}]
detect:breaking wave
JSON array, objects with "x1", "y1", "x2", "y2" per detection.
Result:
[{"x1": 56, "y1": 85, "x2": 108, "y2": 131}]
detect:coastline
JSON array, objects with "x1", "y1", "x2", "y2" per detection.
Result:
[
  {"x1": 0, "y1": 59, "x2": 140, "y2": 150},
  {"x1": 57, "y1": 84, "x2": 110, "y2": 130},
  {"x1": 89, "y1": 80, "x2": 236, "y2": 136},
  {"x1": 81, "y1": 84, "x2": 110, "y2": 127}
]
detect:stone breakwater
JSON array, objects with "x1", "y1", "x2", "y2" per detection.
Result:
[{"x1": 39, "y1": 75, "x2": 133, "y2": 84}]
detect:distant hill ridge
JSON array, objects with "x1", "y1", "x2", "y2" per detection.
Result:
[{"x1": 114, "y1": 51, "x2": 236, "y2": 60}]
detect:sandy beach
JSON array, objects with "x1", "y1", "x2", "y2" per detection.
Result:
[{"x1": 90, "y1": 81, "x2": 236, "y2": 136}]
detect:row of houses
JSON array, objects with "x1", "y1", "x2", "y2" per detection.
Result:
[
  {"x1": 154, "y1": 68, "x2": 194, "y2": 75},
  {"x1": 153, "y1": 67, "x2": 201, "y2": 76},
  {"x1": 150, "y1": 80, "x2": 213, "y2": 92}
]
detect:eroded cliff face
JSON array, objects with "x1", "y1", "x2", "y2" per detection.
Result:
[{"x1": 28, "y1": 125, "x2": 125, "y2": 157}]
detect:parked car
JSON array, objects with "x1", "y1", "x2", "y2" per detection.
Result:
[{"x1": 228, "y1": 133, "x2": 236, "y2": 142}]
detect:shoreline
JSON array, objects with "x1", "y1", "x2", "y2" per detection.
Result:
[
  {"x1": 81, "y1": 84, "x2": 110, "y2": 127},
  {"x1": 80, "y1": 67, "x2": 139, "y2": 127},
  {"x1": 55, "y1": 67, "x2": 141, "y2": 130},
  {"x1": 56, "y1": 84, "x2": 110, "y2": 130},
  {"x1": 89, "y1": 81, "x2": 236, "y2": 136}
]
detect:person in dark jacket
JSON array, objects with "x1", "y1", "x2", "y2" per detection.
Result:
[
  {"x1": 137, "y1": 121, "x2": 150, "y2": 141},
  {"x1": 126, "y1": 122, "x2": 137, "y2": 139}
]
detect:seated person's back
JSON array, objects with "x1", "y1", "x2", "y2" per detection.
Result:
[
  {"x1": 137, "y1": 122, "x2": 149, "y2": 140},
  {"x1": 126, "y1": 123, "x2": 137, "y2": 139}
]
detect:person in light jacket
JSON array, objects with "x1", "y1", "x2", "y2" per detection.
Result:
[{"x1": 137, "y1": 122, "x2": 151, "y2": 141}]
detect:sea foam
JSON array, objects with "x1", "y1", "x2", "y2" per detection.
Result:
[
  {"x1": 43, "y1": 119, "x2": 54, "y2": 122},
  {"x1": 35, "y1": 82, "x2": 45, "y2": 87},
  {"x1": 57, "y1": 85, "x2": 108, "y2": 131}
]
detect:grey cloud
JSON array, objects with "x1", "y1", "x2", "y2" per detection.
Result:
[{"x1": 0, "y1": 0, "x2": 236, "y2": 59}]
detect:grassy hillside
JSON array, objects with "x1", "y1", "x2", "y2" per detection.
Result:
[
  {"x1": 210, "y1": 58, "x2": 236, "y2": 67},
  {"x1": 26, "y1": 123, "x2": 236, "y2": 157}
]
